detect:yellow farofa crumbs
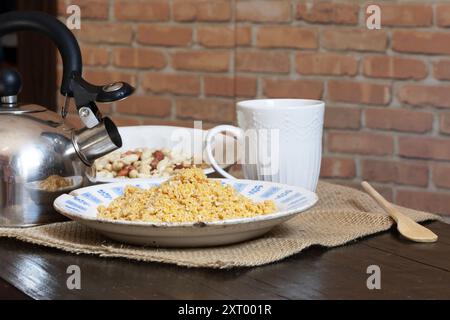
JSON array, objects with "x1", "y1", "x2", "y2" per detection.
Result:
[{"x1": 97, "y1": 168, "x2": 276, "y2": 223}]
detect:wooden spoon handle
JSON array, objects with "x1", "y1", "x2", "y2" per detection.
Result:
[
  {"x1": 362, "y1": 181, "x2": 438, "y2": 243},
  {"x1": 361, "y1": 181, "x2": 401, "y2": 222}
]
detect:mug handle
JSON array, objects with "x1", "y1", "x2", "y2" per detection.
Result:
[{"x1": 205, "y1": 125, "x2": 243, "y2": 180}]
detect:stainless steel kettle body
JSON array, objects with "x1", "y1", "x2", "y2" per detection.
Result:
[
  {"x1": 0, "y1": 107, "x2": 84, "y2": 226},
  {"x1": 0, "y1": 11, "x2": 134, "y2": 227}
]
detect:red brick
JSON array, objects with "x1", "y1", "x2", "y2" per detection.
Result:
[
  {"x1": 327, "y1": 132, "x2": 393, "y2": 155},
  {"x1": 320, "y1": 157, "x2": 356, "y2": 179},
  {"x1": 365, "y1": 108, "x2": 433, "y2": 133},
  {"x1": 331, "y1": 182, "x2": 393, "y2": 202},
  {"x1": 256, "y1": 26, "x2": 318, "y2": 49},
  {"x1": 83, "y1": 70, "x2": 136, "y2": 86},
  {"x1": 361, "y1": 159, "x2": 428, "y2": 187},
  {"x1": 296, "y1": 53, "x2": 358, "y2": 76},
  {"x1": 116, "y1": 96, "x2": 171, "y2": 118},
  {"x1": 393, "y1": 31, "x2": 450, "y2": 55},
  {"x1": 235, "y1": 51, "x2": 290, "y2": 73},
  {"x1": 397, "y1": 190, "x2": 450, "y2": 215},
  {"x1": 399, "y1": 136, "x2": 450, "y2": 161},
  {"x1": 114, "y1": 0, "x2": 169, "y2": 21},
  {"x1": 296, "y1": 1, "x2": 359, "y2": 25},
  {"x1": 141, "y1": 118, "x2": 214, "y2": 128},
  {"x1": 440, "y1": 113, "x2": 450, "y2": 134},
  {"x1": 322, "y1": 29, "x2": 387, "y2": 52},
  {"x1": 80, "y1": 46, "x2": 109, "y2": 66},
  {"x1": 142, "y1": 73, "x2": 200, "y2": 96},
  {"x1": 436, "y1": 4, "x2": 450, "y2": 27},
  {"x1": 236, "y1": 27, "x2": 252, "y2": 46},
  {"x1": 363, "y1": 56, "x2": 427, "y2": 80},
  {"x1": 176, "y1": 98, "x2": 235, "y2": 123},
  {"x1": 112, "y1": 47, "x2": 166, "y2": 69},
  {"x1": 433, "y1": 60, "x2": 450, "y2": 80},
  {"x1": 204, "y1": 76, "x2": 257, "y2": 98},
  {"x1": 197, "y1": 26, "x2": 234, "y2": 48},
  {"x1": 74, "y1": 23, "x2": 133, "y2": 44},
  {"x1": 235, "y1": 77, "x2": 257, "y2": 97},
  {"x1": 57, "y1": 0, "x2": 67, "y2": 16},
  {"x1": 324, "y1": 107, "x2": 360, "y2": 129},
  {"x1": 263, "y1": 79, "x2": 323, "y2": 99},
  {"x1": 371, "y1": 186, "x2": 393, "y2": 202},
  {"x1": 328, "y1": 80, "x2": 390, "y2": 105},
  {"x1": 65, "y1": 0, "x2": 109, "y2": 19},
  {"x1": 432, "y1": 164, "x2": 450, "y2": 189},
  {"x1": 236, "y1": 0, "x2": 291, "y2": 22},
  {"x1": 173, "y1": 0, "x2": 231, "y2": 22},
  {"x1": 372, "y1": 4, "x2": 432, "y2": 27},
  {"x1": 137, "y1": 25, "x2": 192, "y2": 47},
  {"x1": 110, "y1": 115, "x2": 141, "y2": 126},
  {"x1": 398, "y1": 85, "x2": 450, "y2": 108},
  {"x1": 172, "y1": 51, "x2": 230, "y2": 72}
]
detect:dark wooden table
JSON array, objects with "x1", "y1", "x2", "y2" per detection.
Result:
[{"x1": 0, "y1": 221, "x2": 449, "y2": 300}]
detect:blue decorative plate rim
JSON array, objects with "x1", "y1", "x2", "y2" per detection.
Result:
[{"x1": 53, "y1": 178, "x2": 318, "y2": 228}]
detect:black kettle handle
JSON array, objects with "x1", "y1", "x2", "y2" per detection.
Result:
[{"x1": 0, "y1": 11, "x2": 82, "y2": 97}]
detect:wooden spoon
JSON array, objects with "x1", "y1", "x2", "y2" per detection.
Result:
[{"x1": 361, "y1": 181, "x2": 438, "y2": 243}]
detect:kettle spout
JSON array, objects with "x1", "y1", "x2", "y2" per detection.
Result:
[{"x1": 71, "y1": 117, "x2": 122, "y2": 166}]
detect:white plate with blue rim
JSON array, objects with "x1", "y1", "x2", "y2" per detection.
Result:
[{"x1": 53, "y1": 179, "x2": 318, "y2": 247}]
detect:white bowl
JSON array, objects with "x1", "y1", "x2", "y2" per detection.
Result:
[
  {"x1": 87, "y1": 125, "x2": 235, "y2": 183},
  {"x1": 53, "y1": 179, "x2": 318, "y2": 247}
]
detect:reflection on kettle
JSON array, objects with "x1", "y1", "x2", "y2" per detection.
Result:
[{"x1": 0, "y1": 11, "x2": 134, "y2": 227}]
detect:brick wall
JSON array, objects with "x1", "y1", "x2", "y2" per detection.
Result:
[{"x1": 57, "y1": 0, "x2": 450, "y2": 216}]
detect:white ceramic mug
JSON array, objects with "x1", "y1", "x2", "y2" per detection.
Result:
[{"x1": 205, "y1": 99, "x2": 324, "y2": 191}]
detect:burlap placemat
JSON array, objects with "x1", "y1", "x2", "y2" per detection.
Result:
[{"x1": 0, "y1": 182, "x2": 439, "y2": 268}]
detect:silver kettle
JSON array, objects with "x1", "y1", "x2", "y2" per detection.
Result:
[{"x1": 0, "y1": 11, "x2": 134, "y2": 227}]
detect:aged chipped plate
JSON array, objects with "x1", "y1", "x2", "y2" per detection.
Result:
[
  {"x1": 53, "y1": 179, "x2": 318, "y2": 247},
  {"x1": 87, "y1": 125, "x2": 235, "y2": 183}
]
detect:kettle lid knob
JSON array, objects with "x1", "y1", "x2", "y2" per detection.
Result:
[{"x1": 0, "y1": 69, "x2": 22, "y2": 104}]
